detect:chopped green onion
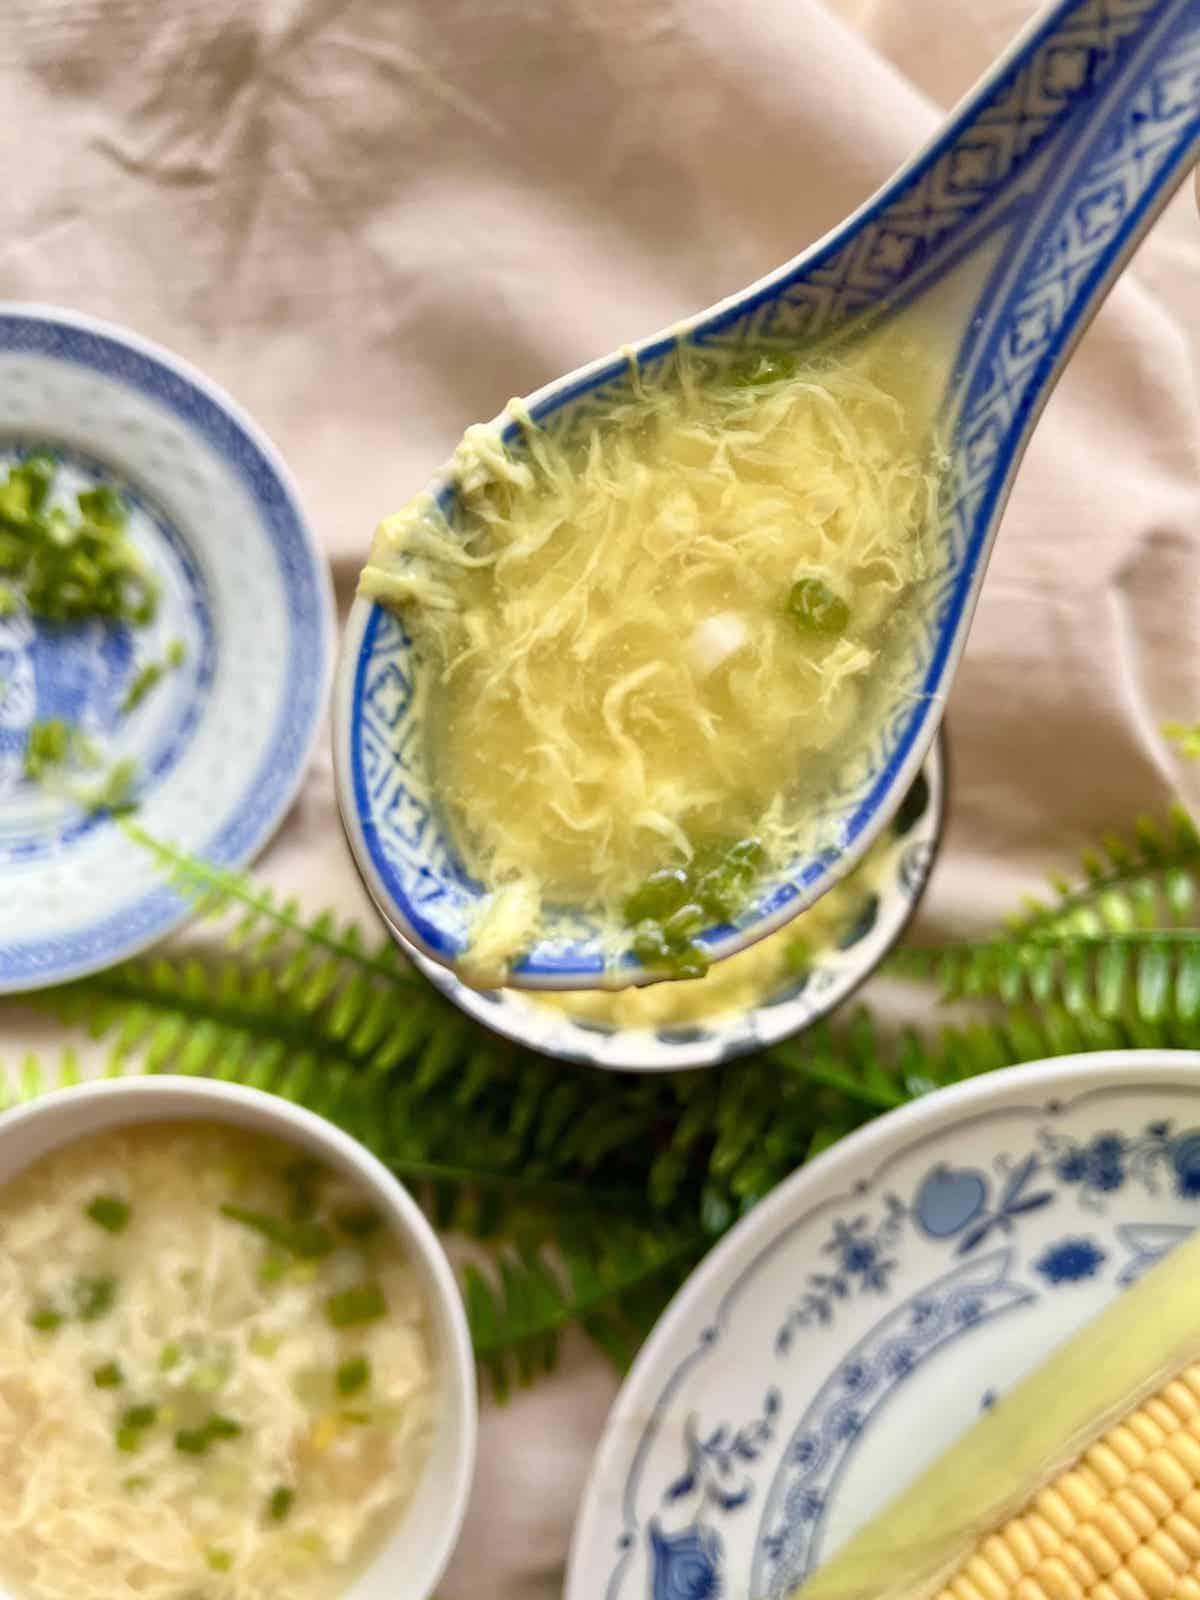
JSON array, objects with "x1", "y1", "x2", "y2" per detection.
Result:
[
  {"x1": 259, "y1": 1255, "x2": 288, "y2": 1286},
  {"x1": 24, "y1": 718, "x2": 71, "y2": 782},
  {"x1": 692, "y1": 871, "x2": 737, "y2": 920},
  {"x1": 631, "y1": 921, "x2": 671, "y2": 967},
  {"x1": 220, "y1": 1204, "x2": 332, "y2": 1259},
  {"x1": 630, "y1": 919, "x2": 709, "y2": 980},
  {"x1": 248, "y1": 1329, "x2": 281, "y2": 1358},
  {"x1": 336, "y1": 1355, "x2": 371, "y2": 1396},
  {"x1": 669, "y1": 941, "x2": 709, "y2": 980},
  {"x1": 282, "y1": 1158, "x2": 323, "y2": 1221},
  {"x1": 174, "y1": 1413, "x2": 241, "y2": 1455},
  {"x1": 122, "y1": 1474, "x2": 148, "y2": 1494},
  {"x1": 340, "y1": 1408, "x2": 373, "y2": 1425},
  {"x1": 268, "y1": 1485, "x2": 295, "y2": 1522},
  {"x1": 336, "y1": 1206, "x2": 382, "y2": 1239},
  {"x1": 324, "y1": 1282, "x2": 387, "y2": 1328},
  {"x1": 623, "y1": 867, "x2": 691, "y2": 926},
  {"x1": 73, "y1": 1273, "x2": 117, "y2": 1321},
  {"x1": 115, "y1": 1401, "x2": 157, "y2": 1452},
  {"x1": 78, "y1": 756, "x2": 140, "y2": 817},
  {"x1": 693, "y1": 836, "x2": 765, "y2": 919},
  {"x1": 0, "y1": 457, "x2": 159, "y2": 625},
  {"x1": 0, "y1": 584, "x2": 17, "y2": 618},
  {"x1": 28, "y1": 1304, "x2": 63, "y2": 1334},
  {"x1": 93, "y1": 1361, "x2": 124, "y2": 1389},
  {"x1": 121, "y1": 661, "x2": 166, "y2": 713},
  {"x1": 188, "y1": 1352, "x2": 232, "y2": 1394},
  {"x1": 624, "y1": 835, "x2": 765, "y2": 976},
  {"x1": 121, "y1": 638, "x2": 187, "y2": 714},
  {"x1": 76, "y1": 484, "x2": 124, "y2": 529},
  {"x1": 0, "y1": 454, "x2": 54, "y2": 524},
  {"x1": 159, "y1": 1341, "x2": 182, "y2": 1371},
  {"x1": 662, "y1": 902, "x2": 705, "y2": 943},
  {"x1": 787, "y1": 576, "x2": 850, "y2": 637},
  {"x1": 205, "y1": 1548, "x2": 233, "y2": 1573},
  {"x1": 86, "y1": 1194, "x2": 131, "y2": 1233}
]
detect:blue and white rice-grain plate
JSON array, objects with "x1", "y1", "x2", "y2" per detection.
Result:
[
  {"x1": 567, "y1": 1053, "x2": 1200, "y2": 1600},
  {"x1": 0, "y1": 306, "x2": 333, "y2": 991}
]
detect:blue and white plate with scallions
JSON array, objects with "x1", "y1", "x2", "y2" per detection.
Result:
[
  {"x1": 0, "y1": 305, "x2": 333, "y2": 992},
  {"x1": 566, "y1": 1053, "x2": 1200, "y2": 1600}
]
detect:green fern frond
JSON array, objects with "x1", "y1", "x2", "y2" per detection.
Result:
[
  {"x1": 51, "y1": 944, "x2": 448, "y2": 1081},
  {"x1": 772, "y1": 998, "x2": 1195, "y2": 1108},
  {"x1": 123, "y1": 825, "x2": 417, "y2": 987},
  {"x1": 16, "y1": 813, "x2": 1187, "y2": 1395},
  {"x1": 41, "y1": 958, "x2": 668, "y2": 1232},
  {"x1": 1008, "y1": 806, "x2": 1200, "y2": 936},
  {"x1": 0, "y1": 1047, "x2": 88, "y2": 1104},
  {"x1": 891, "y1": 929, "x2": 1200, "y2": 1027},
  {"x1": 466, "y1": 1225, "x2": 705, "y2": 1398},
  {"x1": 1164, "y1": 722, "x2": 1200, "y2": 760},
  {"x1": 44, "y1": 944, "x2": 938, "y2": 1254}
]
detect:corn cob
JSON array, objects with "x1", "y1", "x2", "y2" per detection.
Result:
[{"x1": 795, "y1": 1228, "x2": 1200, "y2": 1600}]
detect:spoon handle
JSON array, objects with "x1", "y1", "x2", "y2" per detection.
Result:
[
  {"x1": 730, "y1": 0, "x2": 1200, "y2": 360},
  {"x1": 940, "y1": 0, "x2": 1200, "y2": 497}
]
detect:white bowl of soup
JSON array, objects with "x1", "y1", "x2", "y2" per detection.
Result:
[{"x1": 0, "y1": 1076, "x2": 476, "y2": 1600}]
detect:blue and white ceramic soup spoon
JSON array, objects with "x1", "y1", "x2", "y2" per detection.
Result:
[{"x1": 335, "y1": 0, "x2": 1200, "y2": 991}]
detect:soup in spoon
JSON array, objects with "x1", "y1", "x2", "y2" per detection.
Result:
[{"x1": 360, "y1": 333, "x2": 943, "y2": 984}]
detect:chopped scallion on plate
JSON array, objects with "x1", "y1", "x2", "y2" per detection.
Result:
[
  {"x1": 86, "y1": 1195, "x2": 131, "y2": 1233},
  {"x1": 268, "y1": 1485, "x2": 295, "y2": 1522},
  {"x1": 336, "y1": 1355, "x2": 371, "y2": 1396},
  {"x1": 324, "y1": 1283, "x2": 387, "y2": 1328}
]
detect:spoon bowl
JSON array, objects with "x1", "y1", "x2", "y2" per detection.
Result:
[{"x1": 334, "y1": 0, "x2": 1200, "y2": 991}]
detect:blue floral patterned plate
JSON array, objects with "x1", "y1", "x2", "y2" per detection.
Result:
[
  {"x1": 0, "y1": 307, "x2": 333, "y2": 991},
  {"x1": 566, "y1": 1052, "x2": 1200, "y2": 1600}
]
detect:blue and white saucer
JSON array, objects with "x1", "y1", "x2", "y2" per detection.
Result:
[{"x1": 0, "y1": 306, "x2": 333, "y2": 991}]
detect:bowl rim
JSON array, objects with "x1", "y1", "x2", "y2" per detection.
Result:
[
  {"x1": 0, "y1": 1074, "x2": 477, "y2": 1600},
  {"x1": 342, "y1": 733, "x2": 946, "y2": 1074},
  {"x1": 0, "y1": 300, "x2": 336, "y2": 993}
]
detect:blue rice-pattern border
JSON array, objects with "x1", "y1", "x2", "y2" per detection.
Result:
[{"x1": 0, "y1": 310, "x2": 332, "y2": 985}]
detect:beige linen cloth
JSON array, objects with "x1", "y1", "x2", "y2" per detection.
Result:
[{"x1": 2, "y1": 0, "x2": 1198, "y2": 1593}]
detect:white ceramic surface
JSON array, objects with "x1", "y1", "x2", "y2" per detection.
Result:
[
  {"x1": 0, "y1": 1077, "x2": 477, "y2": 1600},
  {"x1": 567, "y1": 1052, "x2": 1200, "y2": 1600},
  {"x1": 0, "y1": 306, "x2": 334, "y2": 992}
]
